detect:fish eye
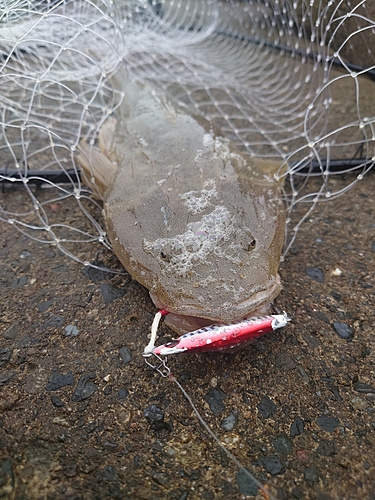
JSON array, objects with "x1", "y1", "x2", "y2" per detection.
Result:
[
  {"x1": 247, "y1": 239, "x2": 256, "y2": 251},
  {"x1": 160, "y1": 251, "x2": 170, "y2": 262}
]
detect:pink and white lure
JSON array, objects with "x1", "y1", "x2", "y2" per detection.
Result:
[{"x1": 150, "y1": 312, "x2": 289, "y2": 356}]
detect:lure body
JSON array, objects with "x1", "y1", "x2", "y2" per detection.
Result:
[{"x1": 152, "y1": 313, "x2": 289, "y2": 356}]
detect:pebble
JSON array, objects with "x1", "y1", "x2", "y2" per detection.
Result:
[
  {"x1": 64, "y1": 324, "x2": 79, "y2": 337},
  {"x1": 290, "y1": 416, "x2": 304, "y2": 437},
  {"x1": 38, "y1": 299, "x2": 54, "y2": 313},
  {"x1": 316, "y1": 416, "x2": 340, "y2": 433},
  {"x1": 41, "y1": 316, "x2": 65, "y2": 330},
  {"x1": 304, "y1": 466, "x2": 319, "y2": 486},
  {"x1": 12, "y1": 275, "x2": 28, "y2": 288},
  {"x1": 354, "y1": 382, "x2": 375, "y2": 394},
  {"x1": 19, "y1": 250, "x2": 32, "y2": 259},
  {"x1": 119, "y1": 346, "x2": 132, "y2": 365},
  {"x1": 275, "y1": 351, "x2": 296, "y2": 371},
  {"x1": 236, "y1": 467, "x2": 257, "y2": 497},
  {"x1": 273, "y1": 435, "x2": 293, "y2": 457},
  {"x1": 259, "y1": 455, "x2": 284, "y2": 475},
  {"x1": 332, "y1": 321, "x2": 354, "y2": 341},
  {"x1": 0, "y1": 371, "x2": 15, "y2": 386},
  {"x1": 317, "y1": 439, "x2": 337, "y2": 456},
  {"x1": 0, "y1": 457, "x2": 14, "y2": 490},
  {"x1": 81, "y1": 261, "x2": 114, "y2": 283},
  {"x1": 301, "y1": 332, "x2": 321, "y2": 348},
  {"x1": 152, "y1": 472, "x2": 170, "y2": 487},
  {"x1": 257, "y1": 395, "x2": 276, "y2": 418},
  {"x1": 50, "y1": 395, "x2": 64, "y2": 407},
  {"x1": 2, "y1": 322, "x2": 20, "y2": 340},
  {"x1": 100, "y1": 284, "x2": 125, "y2": 304},
  {"x1": 220, "y1": 412, "x2": 238, "y2": 431},
  {"x1": 144, "y1": 404, "x2": 165, "y2": 431},
  {"x1": 103, "y1": 465, "x2": 117, "y2": 481},
  {"x1": 306, "y1": 266, "x2": 325, "y2": 282},
  {"x1": 45, "y1": 370, "x2": 74, "y2": 391},
  {"x1": 203, "y1": 388, "x2": 227, "y2": 415},
  {"x1": 0, "y1": 348, "x2": 12, "y2": 368},
  {"x1": 72, "y1": 373, "x2": 97, "y2": 402},
  {"x1": 118, "y1": 387, "x2": 129, "y2": 399}
]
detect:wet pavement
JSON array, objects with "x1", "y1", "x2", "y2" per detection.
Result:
[{"x1": 0, "y1": 175, "x2": 374, "y2": 499}]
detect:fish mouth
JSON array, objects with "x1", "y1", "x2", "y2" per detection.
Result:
[{"x1": 150, "y1": 274, "x2": 282, "y2": 335}]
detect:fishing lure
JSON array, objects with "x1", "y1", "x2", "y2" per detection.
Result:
[{"x1": 144, "y1": 311, "x2": 289, "y2": 357}]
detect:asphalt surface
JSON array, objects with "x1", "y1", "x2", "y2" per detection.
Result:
[{"x1": 1, "y1": 172, "x2": 374, "y2": 500}]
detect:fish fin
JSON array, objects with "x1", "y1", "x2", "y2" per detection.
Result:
[
  {"x1": 98, "y1": 117, "x2": 117, "y2": 157},
  {"x1": 76, "y1": 139, "x2": 117, "y2": 200},
  {"x1": 250, "y1": 158, "x2": 288, "y2": 186}
]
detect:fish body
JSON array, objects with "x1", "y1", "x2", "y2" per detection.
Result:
[{"x1": 78, "y1": 79, "x2": 285, "y2": 334}]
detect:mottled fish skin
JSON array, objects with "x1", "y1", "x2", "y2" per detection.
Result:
[{"x1": 78, "y1": 79, "x2": 285, "y2": 333}]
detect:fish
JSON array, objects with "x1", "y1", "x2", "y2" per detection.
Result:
[{"x1": 77, "y1": 78, "x2": 286, "y2": 335}]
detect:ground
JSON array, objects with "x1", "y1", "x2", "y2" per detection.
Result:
[{"x1": 0, "y1": 175, "x2": 374, "y2": 500}]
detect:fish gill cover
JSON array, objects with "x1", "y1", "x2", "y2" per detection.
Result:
[{"x1": 0, "y1": 0, "x2": 374, "y2": 263}]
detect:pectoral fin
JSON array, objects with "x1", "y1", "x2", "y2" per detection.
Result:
[{"x1": 76, "y1": 140, "x2": 117, "y2": 200}]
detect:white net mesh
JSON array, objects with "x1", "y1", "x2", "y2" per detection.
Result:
[{"x1": 1, "y1": 0, "x2": 374, "y2": 264}]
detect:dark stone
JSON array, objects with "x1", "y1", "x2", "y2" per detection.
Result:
[
  {"x1": 304, "y1": 466, "x2": 319, "y2": 486},
  {"x1": 301, "y1": 332, "x2": 321, "y2": 348},
  {"x1": 109, "y1": 482, "x2": 122, "y2": 498},
  {"x1": 100, "y1": 284, "x2": 125, "y2": 304},
  {"x1": 12, "y1": 275, "x2": 28, "y2": 288},
  {"x1": 220, "y1": 412, "x2": 238, "y2": 431},
  {"x1": 258, "y1": 395, "x2": 276, "y2": 418},
  {"x1": 72, "y1": 373, "x2": 97, "y2": 402},
  {"x1": 64, "y1": 324, "x2": 79, "y2": 337},
  {"x1": 0, "y1": 457, "x2": 14, "y2": 488},
  {"x1": 38, "y1": 299, "x2": 54, "y2": 313},
  {"x1": 236, "y1": 468, "x2": 258, "y2": 497},
  {"x1": 144, "y1": 404, "x2": 165, "y2": 431},
  {"x1": 118, "y1": 387, "x2": 129, "y2": 400},
  {"x1": 332, "y1": 321, "x2": 354, "y2": 341},
  {"x1": 0, "y1": 371, "x2": 15, "y2": 386},
  {"x1": 273, "y1": 435, "x2": 293, "y2": 457},
  {"x1": 119, "y1": 346, "x2": 132, "y2": 365},
  {"x1": 0, "y1": 347, "x2": 12, "y2": 367},
  {"x1": 275, "y1": 352, "x2": 296, "y2": 371},
  {"x1": 306, "y1": 266, "x2": 325, "y2": 282},
  {"x1": 103, "y1": 385, "x2": 113, "y2": 395},
  {"x1": 167, "y1": 488, "x2": 189, "y2": 500},
  {"x1": 354, "y1": 382, "x2": 375, "y2": 394},
  {"x1": 259, "y1": 455, "x2": 284, "y2": 475},
  {"x1": 152, "y1": 472, "x2": 170, "y2": 487},
  {"x1": 316, "y1": 494, "x2": 334, "y2": 500},
  {"x1": 189, "y1": 470, "x2": 200, "y2": 481},
  {"x1": 203, "y1": 388, "x2": 227, "y2": 415},
  {"x1": 103, "y1": 465, "x2": 117, "y2": 481},
  {"x1": 41, "y1": 315, "x2": 65, "y2": 330},
  {"x1": 292, "y1": 488, "x2": 304, "y2": 499},
  {"x1": 317, "y1": 440, "x2": 337, "y2": 456},
  {"x1": 45, "y1": 370, "x2": 74, "y2": 391},
  {"x1": 290, "y1": 416, "x2": 304, "y2": 437},
  {"x1": 53, "y1": 264, "x2": 69, "y2": 274},
  {"x1": 317, "y1": 312, "x2": 329, "y2": 323},
  {"x1": 330, "y1": 291, "x2": 341, "y2": 301},
  {"x1": 50, "y1": 395, "x2": 64, "y2": 407},
  {"x1": 316, "y1": 416, "x2": 340, "y2": 433},
  {"x1": 2, "y1": 322, "x2": 21, "y2": 340},
  {"x1": 81, "y1": 261, "x2": 114, "y2": 283}
]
